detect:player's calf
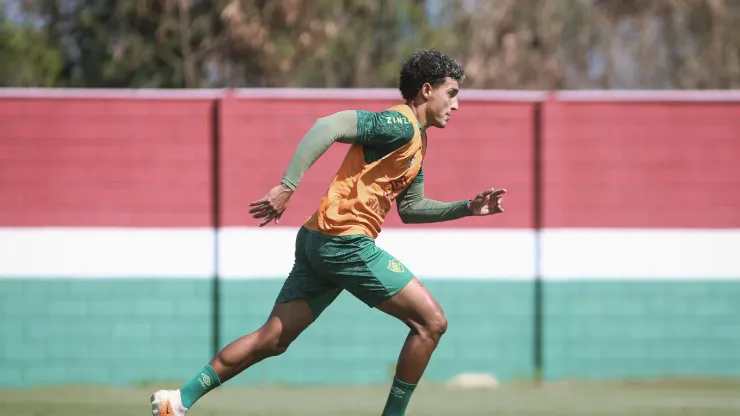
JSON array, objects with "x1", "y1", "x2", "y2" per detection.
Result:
[
  {"x1": 210, "y1": 299, "x2": 313, "y2": 383},
  {"x1": 375, "y1": 277, "x2": 449, "y2": 416},
  {"x1": 391, "y1": 303, "x2": 448, "y2": 385},
  {"x1": 158, "y1": 300, "x2": 314, "y2": 412},
  {"x1": 210, "y1": 315, "x2": 293, "y2": 379}
]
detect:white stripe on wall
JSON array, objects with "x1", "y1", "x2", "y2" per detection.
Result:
[
  {"x1": 541, "y1": 229, "x2": 740, "y2": 280},
  {"x1": 0, "y1": 228, "x2": 215, "y2": 278},
  {"x1": 1, "y1": 227, "x2": 738, "y2": 279}
]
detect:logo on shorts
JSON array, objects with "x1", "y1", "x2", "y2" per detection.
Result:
[{"x1": 387, "y1": 259, "x2": 405, "y2": 273}]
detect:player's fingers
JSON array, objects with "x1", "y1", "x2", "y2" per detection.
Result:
[
  {"x1": 492, "y1": 188, "x2": 507, "y2": 197},
  {"x1": 476, "y1": 188, "x2": 494, "y2": 199},
  {"x1": 259, "y1": 212, "x2": 276, "y2": 227},
  {"x1": 252, "y1": 208, "x2": 274, "y2": 219},
  {"x1": 249, "y1": 205, "x2": 270, "y2": 215},
  {"x1": 249, "y1": 205, "x2": 272, "y2": 214},
  {"x1": 251, "y1": 200, "x2": 278, "y2": 212},
  {"x1": 248, "y1": 198, "x2": 268, "y2": 207},
  {"x1": 258, "y1": 213, "x2": 273, "y2": 227}
]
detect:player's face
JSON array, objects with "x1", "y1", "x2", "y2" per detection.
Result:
[{"x1": 424, "y1": 77, "x2": 460, "y2": 129}]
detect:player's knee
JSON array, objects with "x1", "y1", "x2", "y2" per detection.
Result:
[
  {"x1": 269, "y1": 342, "x2": 290, "y2": 356},
  {"x1": 419, "y1": 310, "x2": 447, "y2": 342},
  {"x1": 427, "y1": 313, "x2": 448, "y2": 339},
  {"x1": 263, "y1": 335, "x2": 290, "y2": 356},
  {"x1": 258, "y1": 323, "x2": 291, "y2": 357}
]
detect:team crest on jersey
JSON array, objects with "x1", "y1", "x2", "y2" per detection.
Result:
[{"x1": 387, "y1": 259, "x2": 405, "y2": 273}]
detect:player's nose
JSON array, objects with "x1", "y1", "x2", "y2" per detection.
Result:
[{"x1": 451, "y1": 97, "x2": 459, "y2": 111}]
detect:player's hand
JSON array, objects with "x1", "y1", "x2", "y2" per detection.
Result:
[
  {"x1": 248, "y1": 183, "x2": 294, "y2": 227},
  {"x1": 468, "y1": 188, "x2": 506, "y2": 216}
]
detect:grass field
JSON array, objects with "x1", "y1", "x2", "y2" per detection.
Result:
[{"x1": 2, "y1": 380, "x2": 740, "y2": 416}]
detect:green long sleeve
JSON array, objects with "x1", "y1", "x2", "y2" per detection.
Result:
[
  {"x1": 396, "y1": 177, "x2": 471, "y2": 224},
  {"x1": 280, "y1": 110, "x2": 358, "y2": 190}
]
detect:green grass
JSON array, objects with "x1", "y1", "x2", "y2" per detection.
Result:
[{"x1": 2, "y1": 380, "x2": 740, "y2": 416}]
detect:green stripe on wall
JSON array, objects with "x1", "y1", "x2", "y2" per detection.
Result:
[
  {"x1": 0, "y1": 279, "x2": 212, "y2": 387},
  {"x1": 1, "y1": 279, "x2": 739, "y2": 387},
  {"x1": 544, "y1": 280, "x2": 740, "y2": 381}
]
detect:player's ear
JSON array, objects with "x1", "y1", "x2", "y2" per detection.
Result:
[{"x1": 420, "y1": 82, "x2": 433, "y2": 100}]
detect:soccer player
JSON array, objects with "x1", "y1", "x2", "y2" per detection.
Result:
[{"x1": 151, "y1": 49, "x2": 506, "y2": 416}]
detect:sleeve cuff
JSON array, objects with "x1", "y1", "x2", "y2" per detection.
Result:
[{"x1": 280, "y1": 178, "x2": 297, "y2": 191}]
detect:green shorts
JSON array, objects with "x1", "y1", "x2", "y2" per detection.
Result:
[{"x1": 276, "y1": 226, "x2": 415, "y2": 318}]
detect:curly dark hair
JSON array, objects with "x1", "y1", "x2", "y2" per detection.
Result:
[{"x1": 398, "y1": 49, "x2": 465, "y2": 100}]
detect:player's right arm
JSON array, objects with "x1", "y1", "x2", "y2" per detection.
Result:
[
  {"x1": 279, "y1": 110, "x2": 359, "y2": 191},
  {"x1": 249, "y1": 109, "x2": 406, "y2": 226},
  {"x1": 249, "y1": 110, "x2": 358, "y2": 226},
  {"x1": 280, "y1": 109, "x2": 414, "y2": 190}
]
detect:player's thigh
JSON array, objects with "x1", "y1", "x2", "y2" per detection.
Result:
[
  {"x1": 330, "y1": 242, "x2": 417, "y2": 311},
  {"x1": 374, "y1": 276, "x2": 447, "y2": 334},
  {"x1": 347, "y1": 240, "x2": 445, "y2": 331},
  {"x1": 276, "y1": 228, "x2": 343, "y2": 324},
  {"x1": 276, "y1": 264, "x2": 342, "y2": 324}
]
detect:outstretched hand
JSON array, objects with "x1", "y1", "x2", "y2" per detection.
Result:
[
  {"x1": 468, "y1": 188, "x2": 507, "y2": 216},
  {"x1": 248, "y1": 183, "x2": 294, "y2": 227}
]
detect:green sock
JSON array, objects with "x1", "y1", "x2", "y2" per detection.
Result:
[
  {"x1": 381, "y1": 377, "x2": 417, "y2": 416},
  {"x1": 179, "y1": 364, "x2": 221, "y2": 408}
]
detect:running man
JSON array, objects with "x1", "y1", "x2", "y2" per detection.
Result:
[{"x1": 151, "y1": 48, "x2": 506, "y2": 416}]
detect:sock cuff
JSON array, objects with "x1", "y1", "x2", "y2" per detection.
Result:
[
  {"x1": 393, "y1": 377, "x2": 417, "y2": 390},
  {"x1": 205, "y1": 364, "x2": 222, "y2": 386}
]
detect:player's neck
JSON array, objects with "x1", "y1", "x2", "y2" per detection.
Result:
[{"x1": 404, "y1": 100, "x2": 428, "y2": 129}]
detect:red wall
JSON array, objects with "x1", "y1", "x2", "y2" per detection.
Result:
[
  {"x1": 1, "y1": 92, "x2": 738, "y2": 229},
  {"x1": 543, "y1": 99, "x2": 740, "y2": 228},
  {"x1": 0, "y1": 97, "x2": 214, "y2": 227}
]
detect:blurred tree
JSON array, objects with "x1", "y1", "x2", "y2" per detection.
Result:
[
  {"x1": 0, "y1": 3, "x2": 63, "y2": 86},
  {"x1": 18, "y1": 0, "x2": 226, "y2": 87},
  {"x1": 587, "y1": 0, "x2": 740, "y2": 89},
  {"x1": 4, "y1": 0, "x2": 740, "y2": 89}
]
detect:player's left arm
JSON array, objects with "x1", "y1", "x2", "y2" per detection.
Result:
[
  {"x1": 396, "y1": 166, "x2": 506, "y2": 223},
  {"x1": 396, "y1": 167, "x2": 469, "y2": 224}
]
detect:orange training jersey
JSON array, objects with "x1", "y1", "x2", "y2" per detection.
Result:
[{"x1": 304, "y1": 104, "x2": 426, "y2": 239}]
